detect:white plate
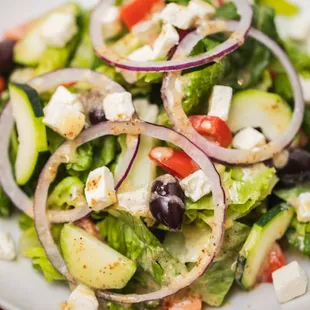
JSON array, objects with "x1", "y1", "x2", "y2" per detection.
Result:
[{"x1": 0, "y1": 1, "x2": 309, "y2": 309}]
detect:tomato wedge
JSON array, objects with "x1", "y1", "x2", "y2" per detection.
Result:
[
  {"x1": 258, "y1": 242, "x2": 286, "y2": 283},
  {"x1": 149, "y1": 147, "x2": 199, "y2": 179},
  {"x1": 189, "y1": 115, "x2": 233, "y2": 148},
  {"x1": 0, "y1": 77, "x2": 5, "y2": 94},
  {"x1": 120, "y1": 0, "x2": 164, "y2": 29}
]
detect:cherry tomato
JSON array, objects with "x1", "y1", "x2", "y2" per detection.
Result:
[
  {"x1": 4, "y1": 22, "x2": 30, "y2": 41},
  {"x1": 189, "y1": 115, "x2": 233, "y2": 148},
  {"x1": 120, "y1": 0, "x2": 164, "y2": 29},
  {"x1": 258, "y1": 242, "x2": 286, "y2": 283},
  {"x1": 149, "y1": 147, "x2": 199, "y2": 179},
  {"x1": 0, "y1": 77, "x2": 5, "y2": 94}
]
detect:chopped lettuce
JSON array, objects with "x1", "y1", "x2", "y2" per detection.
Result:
[
  {"x1": 215, "y1": 2, "x2": 239, "y2": 20},
  {"x1": 274, "y1": 183, "x2": 310, "y2": 205},
  {"x1": 191, "y1": 222, "x2": 250, "y2": 306},
  {"x1": 19, "y1": 214, "x2": 64, "y2": 282},
  {"x1": 98, "y1": 210, "x2": 187, "y2": 285},
  {"x1": 0, "y1": 186, "x2": 13, "y2": 217},
  {"x1": 66, "y1": 143, "x2": 93, "y2": 173},
  {"x1": 48, "y1": 176, "x2": 86, "y2": 210}
]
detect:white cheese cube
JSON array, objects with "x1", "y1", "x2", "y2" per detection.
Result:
[
  {"x1": 85, "y1": 167, "x2": 116, "y2": 212},
  {"x1": 101, "y1": 6, "x2": 122, "y2": 39},
  {"x1": 43, "y1": 86, "x2": 85, "y2": 140},
  {"x1": 208, "y1": 85, "x2": 233, "y2": 121},
  {"x1": 160, "y1": 3, "x2": 196, "y2": 30},
  {"x1": 40, "y1": 13, "x2": 77, "y2": 48},
  {"x1": 180, "y1": 170, "x2": 211, "y2": 202},
  {"x1": 120, "y1": 70, "x2": 139, "y2": 84},
  {"x1": 131, "y1": 19, "x2": 161, "y2": 44},
  {"x1": 299, "y1": 75, "x2": 310, "y2": 104},
  {"x1": 128, "y1": 46, "x2": 154, "y2": 62},
  {"x1": 133, "y1": 98, "x2": 159, "y2": 123},
  {"x1": 188, "y1": 0, "x2": 216, "y2": 20},
  {"x1": 272, "y1": 261, "x2": 308, "y2": 303},
  {"x1": 66, "y1": 285, "x2": 98, "y2": 310},
  {"x1": 103, "y1": 92, "x2": 135, "y2": 121},
  {"x1": 296, "y1": 192, "x2": 310, "y2": 222},
  {"x1": 0, "y1": 232, "x2": 16, "y2": 261},
  {"x1": 152, "y1": 23, "x2": 180, "y2": 59},
  {"x1": 232, "y1": 127, "x2": 266, "y2": 150},
  {"x1": 287, "y1": 17, "x2": 310, "y2": 42}
]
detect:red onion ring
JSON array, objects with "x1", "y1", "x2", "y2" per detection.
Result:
[
  {"x1": 0, "y1": 69, "x2": 139, "y2": 223},
  {"x1": 90, "y1": 0, "x2": 252, "y2": 72},
  {"x1": 162, "y1": 25, "x2": 305, "y2": 165},
  {"x1": 33, "y1": 120, "x2": 226, "y2": 302}
]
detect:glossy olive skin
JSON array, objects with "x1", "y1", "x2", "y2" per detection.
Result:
[
  {"x1": 150, "y1": 174, "x2": 185, "y2": 231},
  {"x1": 0, "y1": 40, "x2": 15, "y2": 75},
  {"x1": 276, "y1": 149, "x2": 310, "y2": 186},
  {"x1": 88, "y1": 108, "x2": 106, "y2": 125}
]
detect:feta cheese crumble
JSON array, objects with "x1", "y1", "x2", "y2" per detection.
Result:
[
  {"x1": 0, "y1": 232, "x2": 16, "y2": 261},
  {"x1": 232, "y1": 127, "x2": 266, "y2": 150},
  {"x1": 299, "y1": 75, "x2": 310, "y2": 103},
  {"x1": 65, "y1": 285, "x2": 99, "y2": 310},
  {"x1": 101, "y1": 6, "x2": 122, "y2": 39},
  {"x1": 85, "y1": 167, "x2": 117, "y2": 212},
  {"x1": 43, "y1": 86, "x2": 85, "y2": 140},
  {"x1": 296, "y1": 192, "x2": 310, "y2": 222},
  {"x1": 188, "y1": 0, "x2": 216, "y2": 20},
  {"x1": 272, "y1": 261, "x2": 308, "y2": 303},
  {"x1": 180, "y1": 170, "x2": 211, "y2": 202},
  {"x1": 103, "y1": 92, "x2": 135, "y2": 121},
  {"x1": 40, "y1": 13, "x2": 77, "y2": 48},
  {"x1": 133, "y1": 98, "x2": 159, "y2": 123},
  {"x1": 128, "y1": 45, "x2": 154, "y2": 62}
]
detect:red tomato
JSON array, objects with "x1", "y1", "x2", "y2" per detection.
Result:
[
  {"x1": 258, "y1": 242, "x2": 286, "y2": 283},
  {"x1": 0, "y1": 77, "x2": 5, "y2": 94},
  {"x1": 149, "y1": 147, "x2": 199, "y2": 179},
  {"x1": 120, "y1": 0, "x2": 165, "y2": 29},
  {"x1": 4, "y1": 22, "x2": 30, "y2": 41},
  {"x1": 189, "y1": 115, "x2": 233, "y2": 148}
]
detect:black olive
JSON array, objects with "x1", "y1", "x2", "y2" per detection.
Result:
[
  {"x1": 88, "y1": 108, "x2": 106, "y2": 125},
  {"x1": 0, "y1": 40, "x2": 15, "y2": 76},
  {"x1": 150, "y1": 174, "x2": 185, "y2": 231}
]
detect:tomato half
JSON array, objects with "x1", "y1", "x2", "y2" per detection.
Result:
[
  {"x1": 149, "y1": 147, "x2": 199, "y2": 179},
  {"x1": 0, "y1": 77, "x2": 5, "y2": 94}
]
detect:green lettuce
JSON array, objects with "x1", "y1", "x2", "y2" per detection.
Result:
[
  {"x1": 19, "y1": 214, "x2": 64, "y2": 282},
  {"x1": 98, "y1": 210, "x2": 187, "y2": 285},
  {"x1": 0, "y1": 186, "x2": 13, "y2": 217},
  {"x1": 274, "y1": 183, "x2": 310, "y2": 205},
  {"x1": 191, "y1": 222, "x2": 250, "y2": 306},
  {"x1": 303, "y1": 106, "x2": 310, "y2": 139},
  {"x1": 66, "y1": 143, "x2": 93, "y2": 173}
]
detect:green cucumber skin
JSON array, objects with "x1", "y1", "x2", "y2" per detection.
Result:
[{"x1": 256, "y1": 204, "x2": 291, "y2": 227}]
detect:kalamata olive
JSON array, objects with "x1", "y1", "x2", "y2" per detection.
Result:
[
  {"x1": 276, "y1": 148, "x2": 310, "y2": 186},
  {"x1": 88, "y1": 108, "x2": 106, "y2": 125},
  {"x1": 0, "y1": 40, "x2": 15, "y2": 75},
  {"x1": 150, "y1": 174, "x2": 185, "y2": 231}
]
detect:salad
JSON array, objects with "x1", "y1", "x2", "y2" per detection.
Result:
[{"x1": 0, "y1": 0, "x2": 310, "y2": 309}]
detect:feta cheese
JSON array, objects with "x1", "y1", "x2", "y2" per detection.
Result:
[
  {"x1": 287, "y1": 17, "x2": 310, "y2": 42},
  {"x1": 85, "y1": 167, "x2": 117, "y2": 211},
  {"x1": 101, "y1": 6, "x2": 122, "y2": 39},
  {"x1": 180, "y1": 170, "x2": 211, "y2": 202},
  {"x1": 65, "y1": 285, "x2": 98, "y2": 310},
  {"x1": 272, "y1": 261, "x2": 308, "y2": 303},
  {"x1": 188, "y1": 0, "x2": 216, "y2": 20},
  {"x1": 133, "y1": 98, "x2": 159, "y2": 123},
  {"x1": 208, "y1": 85, "x2": 233, "y2": 121},
  {"x1": 299, "y1": 75, "x2": 310, "y2": 103},
  {"x1": 160, "y1": 3, "x2": 196, "y2": 30},
  {"x1": 40, "y1": 13, "x2": 77, "y2": 48},
  {"x1": 296, "y1": 192, "x2": 310, "y2": 222},
  {"x1": 128, "y1": 45, "x2": 154, "y2": 62},
  {"x1": 43, "y1": 86, "x2": 85, "y2": 140},
  {"x1": 0, "y1": 232, "x2": 16, "y2": 261},
  {"x1": 103, "y1": 92, "x2": 135, "y2": 121},
  {"x1": 131, "y1": 19, "x2": 161, "y2": 44},
  {"x1": 232, "y1": 127, "x2": 267, "y2": 150},
  {"x1": 152, "y1": 23, "x2": 180, "y2": 59}
]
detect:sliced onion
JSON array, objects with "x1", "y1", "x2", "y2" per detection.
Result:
[
  {"x1": 33, "y1": 120, "x2": 226, "y2": 302},
  {"x1": 162, "y1": 25, "x2": 305, "y2": 165},
  {"x1": 0, "y1": 68, "x2": 139, "y2": 223},
  {"x1": 90, "y1": 0, "x2": 252, "y2": 72}
]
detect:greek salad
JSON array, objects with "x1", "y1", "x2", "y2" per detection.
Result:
[{"x1": 0, "y1": 0, "x2": 310, "y2": 309}]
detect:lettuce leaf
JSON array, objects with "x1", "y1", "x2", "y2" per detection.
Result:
[
  {"x1": 274, "y1": 183, "x2": 310, "y2": 205},
  {"x1": 98, "y1": 210, "x2": 187, "y2": 285},
  {"x1": 191, "y1": 222, "x2": 250, "y2": 306},
  {"x1": 0, "y1": 186, "x2": 13, "y2": 217},
  {"x1": 66, "y1": 143, "x2": 93, "y2": 173},
  {"x1": 19, "y1": 214, "x2": 64, "y2": 282}
]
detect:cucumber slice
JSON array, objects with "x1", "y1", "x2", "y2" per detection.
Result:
[
  {"x1": 14, "y1": 3, "x2": 80, "y2": 66},
  {"x1": 61, "y1": 224, "x2": 136, "y2": 289},
  {"x1": 9, "y1": 83, "x2": 48, "y2": 185},
  {"x1": 235, "y1": 203, "x2": 294, "y2": 289},
  {"x1": 228, "y1": 90, "x2": 292, "y2": 140}
]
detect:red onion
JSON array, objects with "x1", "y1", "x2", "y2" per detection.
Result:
[
  {"x1": 0, "y1": 68, "x2": 140, "y2": 223},
  {"x1": 33, "y1": 120, "x2": 226, "y2": 302},
  {"x1": 90, "y1": 0, "x2": 252, "y2": 72},
  {"x1": 162, "y1": 24, "x2": 305, "y2": 165}
]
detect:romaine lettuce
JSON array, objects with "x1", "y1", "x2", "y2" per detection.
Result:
[{"x1": 0, "y1": 186, "x2": 13, "y2": 217}]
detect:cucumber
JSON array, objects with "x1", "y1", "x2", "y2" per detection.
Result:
[
  {"x1": 235, "y1": 203, "x2": 294, "y2": 289},
  {"x1": 9, "y1": 83, "x2": 48, "y2": 185},
  {"x1": 228, "y1": 90, "x2": 292, "y2": 140},
  {"x1": 14, "y1": 3, "x2": 80, "y2": 66},
  {"x1": 61, "y1": 224, "x2": 136, "y2": 289}
]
